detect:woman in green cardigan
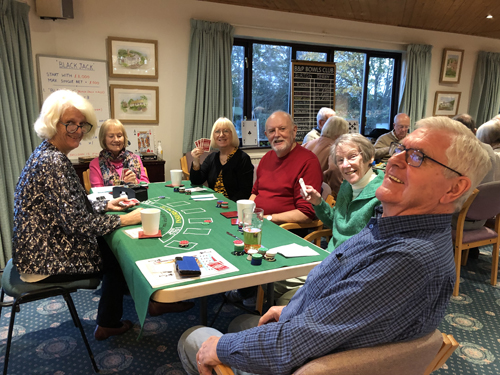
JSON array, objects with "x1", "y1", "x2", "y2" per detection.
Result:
[{"x1": 303, "y1": 133, "x2": 384, "y2": 253}]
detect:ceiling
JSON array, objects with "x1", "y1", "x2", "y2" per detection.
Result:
[{"x1": 199, "y1": 0, "x2": 500, "y2": 40}]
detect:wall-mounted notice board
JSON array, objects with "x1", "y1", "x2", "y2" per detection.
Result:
[
  {"x1": 36, "y1": 55, "x2": 110, "y2": 159},
  {"x1": 291, "y1": 61, "x2": 336, "y2": 142}
]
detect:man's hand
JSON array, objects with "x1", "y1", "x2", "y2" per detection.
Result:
[
  {"x1": 196, "y1": 336, "x2": 222, "y2": 375},
  {"x1": 258, "y1": 306, "x2": 285, "y2": 326}
]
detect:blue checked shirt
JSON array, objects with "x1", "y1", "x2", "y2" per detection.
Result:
[{"x1": 217, "y1": 208, "x2": 455, "y2": 375}]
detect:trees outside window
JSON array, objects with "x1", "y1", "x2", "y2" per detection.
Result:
[{"x1": 232, "y1": 39, "x2": 400, "y2": 143}]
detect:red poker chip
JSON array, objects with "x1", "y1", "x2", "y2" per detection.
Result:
[
  {"x1": 204, "y1": 220, "x2": 212, "y2": 223},
  {"x1": 233, "y1": 240, "x2": 244, "y2": 245},
  {"x1": 179, "y1": 240, "x2": 189, "y2": 247}
]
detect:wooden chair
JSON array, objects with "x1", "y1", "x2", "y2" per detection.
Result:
[
  {"x1": 83, "y1": 169, "x2": 91, "y2": 194},
  {"x1": 143, "y1": 166, "x2": 148, "y2": 178},
  {"x1": 214, "y1": 330, "x2": 458, "y2": 375},
  {"x1": 180, "y1": 155, "x2": 189, "y2": 180},
  {"x1": 304, "y1": 228, "x2": 333, "y2": 247},
  {"x1": 453, "y1": 181, "x2": 500, "y2": 296}
]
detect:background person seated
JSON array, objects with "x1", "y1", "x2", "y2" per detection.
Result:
[
  {"x1": 190, "y1": 117, "x2": 253, "y2": 202},
  {"x1": 89, "y1": 119, "x2": 149, "y2": 187},
  {"x1": 374, "y1": 113, "x2": 411, "y2": 162},
  {"x1": 302, "y1": 107, "x2": 335, "y2": 144},
  {"x1": 178, "y1": 116, "x2": 491, "y2": 375},
  {"x1": 303, "y1": 116, "x2": 349, "y2": 198},
  {"x1": 477, "y1": 117, "x2": 500, "y2": 156},
  {"x1": 276, "y1": 134, "x2": 384, "y2": 304}
]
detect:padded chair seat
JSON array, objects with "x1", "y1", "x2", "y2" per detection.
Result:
[
  {"x1": 452, "y1": 227, "x2": 498, "y2": 244},
  {"x1": 2, "y1": 260, "x2": 101, "y2": 298}
]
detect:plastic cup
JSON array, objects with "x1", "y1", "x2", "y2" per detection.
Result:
[
  {"x1": 243, "y1": 208, "x2": 264, "y2": 252},
  {"x1": 170, "y1": 169, "x2": 183, "y2": 186},
  {"x1": 141, "y1": 208, "x2": 160, "y2": 235}
]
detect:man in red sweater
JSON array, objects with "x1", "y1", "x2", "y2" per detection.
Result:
[{"x1": 250, "y1": 111, "x2": 322, "y2": 224}]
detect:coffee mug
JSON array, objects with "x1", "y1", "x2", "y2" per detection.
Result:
[
  {"x1": 170, "y1": 169, "x2": 183, "y2": 186},
  {"x1": 236, "y1": 199, "x2": 255, "y2": 224}
]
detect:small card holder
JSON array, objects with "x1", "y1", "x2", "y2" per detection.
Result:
[
  {"x1": 175, "y1": 256, "x2": 201, "y2": 277},
  {"x1": 220, "y1": 211, "x2": 238, "y2": 218}
]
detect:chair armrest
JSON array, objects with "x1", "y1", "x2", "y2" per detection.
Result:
[{"x1": 214, "y1": 364, "x2": 235, "y2": 375}]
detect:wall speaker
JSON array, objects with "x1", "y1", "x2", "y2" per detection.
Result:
[{"x1": 36, "y1": 0, "x2": 74, "y2": 20}]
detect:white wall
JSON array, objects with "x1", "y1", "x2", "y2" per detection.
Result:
[{"x1": 27, "y1": 0, "x2": 500, "y2": 172}]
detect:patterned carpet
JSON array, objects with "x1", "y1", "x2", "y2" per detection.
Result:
[{"x1": 0, "y1": 245, "x2": 497, "y2": 374}]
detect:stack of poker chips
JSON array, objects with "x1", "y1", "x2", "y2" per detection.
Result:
[
  {"x1": 203, "y1": 220, "x2": 211, "y2": 225},
  {"x1": 232, "y1": 240, "x2": 244, "y2": 256},
  {"x1": 251, "y1": 253, "x2": 263, "y2": 266},
  {"x1": 179, "y1": 240, "x2": 189, "y2": 248},
  {"x1": 173, "y1": 187, "x2": 180, "y2": 192},
  {"x1": 221, "y1": 201, "x2": 229, "y2": 209},
  {"x1": 264, "y1": 249, "x2": 277, "y2": 262},
  {"x1": 216, "y1": 200, "x2": 223, "y2": 208},
  {"x1": 179, "y1": 187, "x2": 186, "y2": 193},
  {"x1": 246, "y1": 249, "x2": 258, "y2": 261},
  {"x1": 258, "y1": 246, "x2": 268, "y2": 256},
  {"x1": 185, "y1": 190, "x2": 192, "y2": 195}
]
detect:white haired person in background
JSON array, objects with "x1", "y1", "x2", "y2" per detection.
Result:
[
  {"x1": 302, "y1": 107, "x2": 336, "y2": 144},
  {"x1": 190, "y1": 117, "x2": 254, "y2": 202},
  {"x1": 12, "y1": 90, "x2": 142, "y2": 341},
  {"x1": 477, "y1": 117, "x2": 500, "y2": 156},
  {"x1": 304, "y1": 116, "x2": 349, "y2": 198}
]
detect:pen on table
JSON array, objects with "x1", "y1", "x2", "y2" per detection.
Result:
[{"x1": 226, "y1": 231, "x2": 242, "y2": 241}]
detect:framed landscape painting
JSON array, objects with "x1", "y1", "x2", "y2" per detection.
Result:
[
  {"x1": 439, "y1": 49, "x2": 464, "y2": 84},
  {"x1": 110, "y1": 85, "x2": 159, "y2": 124},
  {"x1": 433, "y1": 91, "x2": 461, "y2": 116},
  {"x1": 107, "y1": 37, "x2": 158, "y2": 79}
]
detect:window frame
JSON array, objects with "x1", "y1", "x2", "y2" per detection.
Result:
[{"x1": 233, "y1": 38, "x2": 402, "y2": 140}]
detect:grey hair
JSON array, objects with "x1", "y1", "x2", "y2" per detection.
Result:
[
  {"x1": 265, "y1": 110, "x2": 295, "y2": 129},
  {"x1": 477, "y1": 119, "x2": 500, "y2": 145},
  {"x1": 316, "y1": 107, "x2": 335, "y2": 126},
  {"x1": 416, "y1": 116, "x2": 491, "y2": 210},
  {"x1": 321, "y1": 116, "x2": 349, "y2": 139},
  {"x1": 34, "y1": 90, "x2": 97, "y2": 141},
  {"x1": 331, "y1": 133, "x2": 375, "y2": 165},
  {"x1": 210, "y1": 117, "x2": 240, "y2": 148}
]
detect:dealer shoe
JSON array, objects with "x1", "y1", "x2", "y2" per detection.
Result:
[
  {"x1": 94, "y1": 320, "x2": 133, "y2": 341},
  {"x1": 148, "y1": 300, "x2": 195, "y2": 316}
]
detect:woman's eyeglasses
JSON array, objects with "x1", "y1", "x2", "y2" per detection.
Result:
[
  {"x1": 60, "y1": 121, "x2": 93, "y2": 134},
  {"x1": 389, "y1": 142, "x2": 463, "y2": 176},
  {"x1": 214, "y1": 129, "x2": 231, "y2": 135}
]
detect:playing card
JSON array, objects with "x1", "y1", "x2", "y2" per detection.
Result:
[{"x1": 200, "y1": 138, "x2": 211, "y2": 152}]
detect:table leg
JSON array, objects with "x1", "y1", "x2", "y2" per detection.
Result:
[
  {"x1": 265, "y1": 282, "x2": 274, "y2": 313},
  {"x1": 200, "y1": 296, "x2": 208, "y2": 326}
]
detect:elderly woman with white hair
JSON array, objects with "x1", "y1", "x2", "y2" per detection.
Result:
[
  {"x1": 12, "y1": 90, "x2": 144, "y2": 341},
  {"x1": 477, "y1": 118, "x2": 500, "y2": 156},
  {"x1": 190, "y1": 117, "x2": 254, "y2": 201}
]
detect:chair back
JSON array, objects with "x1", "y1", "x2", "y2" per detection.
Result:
[
  {"x1": 293, "y1": 330, "x2": 443, "y2": 375},
  {"x1": 82, "y1": 169, "x2": 91, "y2": 194},
  {"x1": 320, "y1": 182, "x2": 331, "y2": 200},
  {"x1": 465, "y1": 181, "x2": 500, "y2": 221}
]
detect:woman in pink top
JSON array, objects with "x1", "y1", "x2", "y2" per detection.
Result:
[{"x1": 89, "y1": 119, "x2": 149, "y2": 187}]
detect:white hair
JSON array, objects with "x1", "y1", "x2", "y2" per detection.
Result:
[
  {"x1": 316, "y1": 107, "x2": 335, "y2": 126},
  {"x1": 477, "y1": 119, "x2": 500, "y2": 145},
  {"x1": 34, "y1": 90, "x2": 97, "y2": 141},
  {"x1": 416, "y1": 116, "x2": 491, "y2": 210},
  {"x1": 321, "y1": 116, "x2": 349, "y2": 139}
]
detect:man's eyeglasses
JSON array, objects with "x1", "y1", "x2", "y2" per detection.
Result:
[
  {"x1": 389, "y1": 142, "x2": 463, "y2": 176},
  {"x1": 214, "y1": 129, "x2": 231, "y2": 135},
  {"x1": 60, "y1": 121, "x2": 93, "y2": 134}
]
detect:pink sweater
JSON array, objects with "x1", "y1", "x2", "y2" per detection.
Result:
[{"x1": 89, "y1": 155, "x2": 149, "y2": 187}]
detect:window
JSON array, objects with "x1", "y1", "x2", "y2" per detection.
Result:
[{"x1": 232, "y1": 38, "x2": 401, "y2": 143}]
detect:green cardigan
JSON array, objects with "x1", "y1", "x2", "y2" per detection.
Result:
[{"x1": 315, "y1": 169, "x2": 384, "y2": 253}]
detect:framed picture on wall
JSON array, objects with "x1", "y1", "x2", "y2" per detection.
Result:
[
  {"x1": 107, "y1": 37, "x2": 158, "y2": 78},
  {"x1": 110, "y1": 85, "x2": 159, "y2": 124},
  {"x1": 433, "y1": 91, "x2": 461, "y2": 116},
  {"x1": 439, "y1": 49, "x2": 464, "y2": 84}
]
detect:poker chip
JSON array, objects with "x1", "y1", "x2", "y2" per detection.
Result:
[
  {"x1": 233, "y1": 240, "x2": 244, "y2": 252},
  {"x1": 251, "y1": 253, "x2": 263, "y2": 266},
  {"x1": 173, "y1": 187, "x2": 179, "y2": 192},
  {"x1": 179, "y1": 240, "x2": 189, "y2": 247},
  {"x1": 202, "y1": 221, "x2": 210, "y2": 225},
  {"x1": 232, "y1": 250, "x2": 245, "y2": 256},
  {"x1": 204, "y1": 219, "x2": 212, "y2": 223}
]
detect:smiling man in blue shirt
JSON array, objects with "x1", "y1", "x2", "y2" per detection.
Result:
[{"x1": 178, "y1": 117, "x2": 491, "y2": 375}]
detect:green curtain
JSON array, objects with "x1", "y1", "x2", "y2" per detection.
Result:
[
  {"x1": 469, "y1": 51, "x2": 500, "y2": 126},
  {"x1": 0, "y1": 0, "x2": 39, "y2": 266},
  {"x1": 182, "y1": 19, "x2": 234, "y2": 153},
  {"x1": 398, "y1": 44, "x2": 432, "y2": 130}
]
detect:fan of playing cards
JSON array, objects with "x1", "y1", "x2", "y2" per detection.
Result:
[{"x1": 195, "y1": 138, "x2": 211, "y2": 152}]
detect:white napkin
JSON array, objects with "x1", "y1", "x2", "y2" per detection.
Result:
[{"x1": 270, "y1": 243, "x2": 319, "y2": 258}]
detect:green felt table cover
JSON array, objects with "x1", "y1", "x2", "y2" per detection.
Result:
[{"x1": 104, "y1": 182, "x2": 329, "y2": 329}]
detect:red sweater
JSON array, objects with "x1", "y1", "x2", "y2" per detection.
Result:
[{"x1": 252, "y1": 145, "x2": 322, "y2": 219}]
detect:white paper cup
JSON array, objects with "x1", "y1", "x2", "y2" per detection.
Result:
[
  {"x1": 170, "y1": 169, "x2": 183, "y2": 186},
  {"x1": 236, "y1": 199, "x2": 255, "y2": 223},
  {"x1": 141, "y1": 208, "x2": 160, "y2": 235}
]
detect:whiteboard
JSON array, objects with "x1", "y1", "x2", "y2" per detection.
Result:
[{"x1": 36, "y1": 54, "x2": 110, "y2": 159}]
